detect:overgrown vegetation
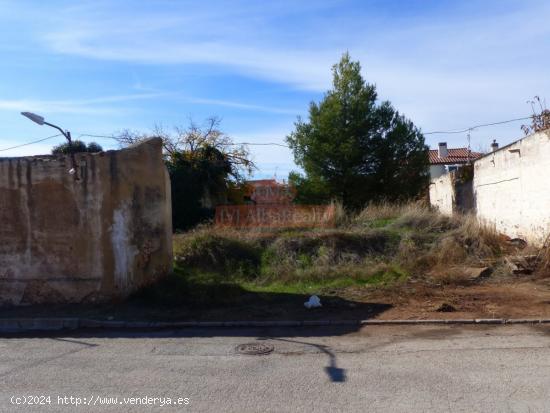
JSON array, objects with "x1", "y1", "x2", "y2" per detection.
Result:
[
  {"x1": 52, "y1": 140, "x2": 103, "y2": 154},
  {"x1": 115, "y1": 117, "x2": 254, "y2": 231},
  {"x1": 522, "y1": 96, "x2": 550, "y2": 136},
  {"x1": 168, "y1": 203, "x2": 508, "y2": 297}
]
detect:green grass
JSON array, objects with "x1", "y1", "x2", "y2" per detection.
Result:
[
  {"x1": 142, "y1": 202, "x2": 506, "y2": 308},
  {"x1": 367, "y1": 218, "x2": 397, "y2": 228},
  {"x1": 240, "y1": 265, "x2": 407, "y2": 294},
  {"x1": 132, "y1": 263, "x2": 408, "y2": 310}
]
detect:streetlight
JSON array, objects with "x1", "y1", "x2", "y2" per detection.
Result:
[
  {"x1": 21, "y1": 111, "x2": 74, "y2": 143},
  {"x1": 21, "y1": 111, "x2": 78, "y2": 178}
]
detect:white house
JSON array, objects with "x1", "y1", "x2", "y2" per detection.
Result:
[{"x1": 429, "y1": 142, "x2": 484, "y2": 179}]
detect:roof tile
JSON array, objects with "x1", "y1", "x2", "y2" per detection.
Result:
[{"x1": 429, "y1": 148, "x2": 483, "y2": 165}]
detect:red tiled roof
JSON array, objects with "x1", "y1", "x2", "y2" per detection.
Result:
[
  {"x1": 247, "y1": 179, "x2": 277, "y2": 185},
  {"x1": 429, "y1": 148, "x2": 483, "y2": 165}
]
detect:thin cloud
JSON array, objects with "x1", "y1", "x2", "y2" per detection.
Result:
[
  {"x1": 0, "y1": 92, "x2": 301, "y2": 116},
  {"x1": 0, "y1": 93, "x2": 167, "y2": 115},
  {"x1": 0, "y1": 99, "x2": 115, "y2": 115},
  {"x1": 185, "y1": 97, "x2": 301, "y2": 115},
  {"x1": 31, "y1": 0, "x2": 550, "y2": 95},
  {"x1": 2, "y1": 0, "x2": 550, "y2": 168}
]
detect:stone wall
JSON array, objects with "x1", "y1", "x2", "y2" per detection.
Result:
[
  {"x1": 474, "y1": 131, "x2": 550, "y2": 245},
  {"x1": 0, "y1": 138, "x2": 172, "y2": 305}
]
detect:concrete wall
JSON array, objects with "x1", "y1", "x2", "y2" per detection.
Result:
[
  {"x1": 474, "y1": 131, "x2": 550, "y2": 245},
  {"x1": 429, "y1": 173, "x2": 454, "y2": 215},
  {"x1": 0, "y1": 138, "x2": 173, "y2": 305},
  {"x1": 429, "y1": 166, "x2": 475, "y2": 216}
]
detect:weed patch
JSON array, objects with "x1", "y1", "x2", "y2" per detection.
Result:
[
  {"x1": 165, "y1": 203, "x2": 513, "y2": 299},
  {"x1": 174, "y1": 231, "x2": 260, "y2": 277}
]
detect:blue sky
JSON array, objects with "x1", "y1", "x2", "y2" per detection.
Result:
[{"x1": 0, "y1": 0, "x2": 549, "y2": 178}]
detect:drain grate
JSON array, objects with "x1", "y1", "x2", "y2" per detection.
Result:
[{"x1": 235, "y1": 343, "x2": 274, "y2": 356}]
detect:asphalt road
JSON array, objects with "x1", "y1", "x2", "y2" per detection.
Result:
[{"x1": 1, "y1": 324, "x2": 550, "y2": 412}]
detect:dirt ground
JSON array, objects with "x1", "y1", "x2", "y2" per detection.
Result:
[
  {"x1": 4, "y1": 276, "x2": 550, "y2": 322},
  {"x1": 360, "y1": 276, "x2": 550, "y2": 320}
]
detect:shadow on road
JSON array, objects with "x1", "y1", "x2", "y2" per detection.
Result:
[
  {"x1": 2, "y1": 324, "x2": 368, "y2": 339},
  {"x1": 0, "y1": 283, "x2": 393, "y2": 340},
  {"x1": 2, "y1": 327, "x2": 354, "y2": 383},
  {"x1": 266, "y1": 337, "x2": 347, "y2": 382}
]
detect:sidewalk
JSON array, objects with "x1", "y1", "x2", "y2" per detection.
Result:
[{"x1": 2, "y1": 317, "x2": 550, "y2": 333}]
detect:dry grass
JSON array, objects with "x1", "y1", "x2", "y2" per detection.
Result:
[
  {"x1": 429, "y1": 215, "x2": 502, "y2": 265},
  {"x1": 173, "y1": 202, "x2": 515, "y2": 291},
  {"x1": 127, "y1": 202, "x2": 550, "y2": 319}
]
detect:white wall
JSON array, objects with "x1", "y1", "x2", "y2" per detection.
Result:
[
  {"x1": 429, "y1": 173, "x2": 454, "y2": 215},
  {"x1": 474, "y1": 131, "x2": 550, "y2": 245}
]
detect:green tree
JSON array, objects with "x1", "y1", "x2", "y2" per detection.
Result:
[
  {"x1": 86, "y1": 142, "x2": 104, "y2": 153},
  {"x1": 166, "y1": 146, "x2": 234, "y2": 231},
  {"x1": 287, "y1": 53, "x2": 429, "y2": 209},
  {"x1": 52, "y1": 140, "x2": 103, "y2": 154}
]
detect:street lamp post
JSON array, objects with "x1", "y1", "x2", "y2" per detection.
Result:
[{"x1": 21, "y1": 112, "x2": 79, "y2": 179}]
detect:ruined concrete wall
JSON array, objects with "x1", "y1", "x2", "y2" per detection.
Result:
[
  {"x1": 429, "y1": 173, "x2": 454, "y2": 215},
  {"x1": 429, "y1": 166, "x2": 474, "y2": 215},
  {"x1": 0, "y1": 138, "x2": 172, "y2": 305},
  {"x1": 474, "y1": 131, "x2": 550, "y2": 245}
]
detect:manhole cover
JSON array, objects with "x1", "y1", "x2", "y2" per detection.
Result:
[{"x1": 235, "y1": 343, "x2": 274, "y2": 355}]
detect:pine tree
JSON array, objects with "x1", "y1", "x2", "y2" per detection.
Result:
[{"x1": 287, "y1": 53, "x2": 429, "y2": 209}]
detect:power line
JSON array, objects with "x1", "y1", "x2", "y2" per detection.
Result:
[
  {"x1": 77, "y1": 133, "x2": 291, "y2": 147},
  {"x1": 423, "y1": 116, "x2": 533, "y2": 135},
  {"x1": 0, "y1": 133, "x2": 63, "y2": 152},
  {"x1": 76, "y1": 115, "x2": 535, "y2": 144},
  {"x1": 0, "y1": 114, "x2": 536, "y2": 154},
  {"x1": 77, "y1": 133, "x2": 119, "y2": 140}
]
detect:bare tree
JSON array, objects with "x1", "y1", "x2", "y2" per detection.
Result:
[
  {"x1": 116, "y1": 117, "x2": 255, "y2": 179},
  {"x1": 522, "y1": 96, "x2": 550, "y2": 136}
]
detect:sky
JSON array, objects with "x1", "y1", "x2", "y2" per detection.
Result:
[{"x1": 0, "y1": 0, "x2": 549, "y2": 178}]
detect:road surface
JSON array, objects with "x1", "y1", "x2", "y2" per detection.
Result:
[{"x1": 1, "y1": 324, "x2": 550, "y2": 412}]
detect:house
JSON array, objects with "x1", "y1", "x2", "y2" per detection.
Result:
[{"x1": 429, "y1": 142, "x2": 484, "y2": 179}]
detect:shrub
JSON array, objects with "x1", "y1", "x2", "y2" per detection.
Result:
[
  {"x1": 171, "y1": 202, "x2": 510, "y2": 288},
  {"x1": 174, "y1": 231, "x2": 260, "y2": 277}
]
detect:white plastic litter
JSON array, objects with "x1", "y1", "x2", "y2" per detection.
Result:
[
  {"x1": 68, "y1": 168, "x2": 76, "y2": 175},
  {"x1": 304, "y1": 295, "x2": 322, "y2": 309}
]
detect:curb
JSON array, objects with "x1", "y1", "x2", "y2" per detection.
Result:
[{"x1": 2, "y1": 317, "x2": 550, "y2": 333}]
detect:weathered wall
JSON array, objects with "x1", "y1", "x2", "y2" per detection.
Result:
[
  {"x1": 429, "y1": 173, "x2": 454, "y2": 215},
  {"x1": 429, "y1": 167, "x2": 475, "y2": 215},
  {"x1": 474, "y1": 131, "x2": 550, "y2": 245},
  {"x1": 0, "y1": 138, "x2": 172, "y2": 305}
]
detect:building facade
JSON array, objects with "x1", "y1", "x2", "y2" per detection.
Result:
[{"x1": 429, "y1": 142, "x2": 482, "y2": 179}]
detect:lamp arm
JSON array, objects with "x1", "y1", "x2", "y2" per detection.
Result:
[
  {"x1": 44, "y1": 122, "x2": 79, "y2": 180},
  {"x1": 43, "y1": 121, "x2": 70, "y2": 141}
]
